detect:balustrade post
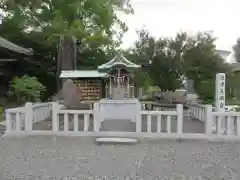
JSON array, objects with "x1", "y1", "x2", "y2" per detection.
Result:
[
  {"x1": 25, "y1": 102, "x2": 33, "y2": 132},
  {"x1": 177, "y1": 104, "x2": 183, "y2": 135},
  {"x1": 205, "y1": 105, "x2": 212, "y2": 135},
  {"x1": 5, "y1": 110, "x2": 11, "y2": 133},
  {"x1": 93, "y1": 103, "x2": 100, "y2": 132},
  {"x1": 52, "y1": 101, "x2": 59, "y2": 132},
  {"x1": 136, "y1": 102, "x2": 142, "y2": 132}
]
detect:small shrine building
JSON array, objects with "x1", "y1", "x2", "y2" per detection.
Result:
[{"x1": 59, "y1": 53, "x2": 141, "y2": 101}]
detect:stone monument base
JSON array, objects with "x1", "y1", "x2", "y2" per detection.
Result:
[{"x1": 99, "y1": 98, "x2": 140, "y2": 122}]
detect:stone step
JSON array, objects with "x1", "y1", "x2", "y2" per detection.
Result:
[{"x1": 96, "y1": 137, "x2": 139, "y2": 145}]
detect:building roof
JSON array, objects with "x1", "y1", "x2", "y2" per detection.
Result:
[
  {"x1": 215, "y1": 49, "x2": 231, "y2": 61},
  {"x1": 0, "y1": 58, "x2": 17, "y2": 62},
  {"x1": 216, "y1": 49, "x2": 231, "y2": 54},
  {"x1": 231, "y1": 62, "x2": 240, "y2": 72},
  {"x1": 0, "y1": 36, "x2": 33, "y2": 55},
  {"x1": 60, "y1": 70, "x2": 108, "y2": 78},
  {"x1": 98, "y1": 53, "x2": 141, "y2": 70}
]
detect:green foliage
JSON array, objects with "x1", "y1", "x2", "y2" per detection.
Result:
[
  {"x1": 233, "y1": 38, "x2": 240, "y2": 62},
  {"x1": 0, "y1": 0, "x2": 132, "y2": 99},
  {"x1": 228, "y1": 72, "x2": 240, "y2": 89},
  {"x1": 183, "y1": 32, "x2": 227, "y2": 81},
  {"x1": 127, "y1": 29, "x2": 230, "y2": 101},
  {"x1": 146, "y1": 86, "x2": 160, "y2": 98},
  {"x1": 133, "y1": 70, "x2": 152, "y2": 90},
  {"x1": 181, "y1": 32, "x2": 229, "y2": 102},
  {"x1": 140, "y1": 86, "x2": 161, "y2": 101},
  {"x1": 149, "y1": 51, "x2": 183, "y2": 91},
  {"x1": 226, "y1": 71, "x2": 240, "y2": 99},
  {"x1": 195, "y1": 79, "x2": 215, "y2": 103},
  {"x1": 2, "y1": 0, "x2": 133, "y2": 47},
  {"x1": 10, "y1": 75, "x2": 46, "y2": 104},
  {"x1": 0, "y1": 106, "x2": 3, "y2": 115},
  {"x1": 127, "y1": 29, "x2": 184, "y2": 92},
  {"x1": 0, "y1": 106, "x2": 3, "y2": 122}
]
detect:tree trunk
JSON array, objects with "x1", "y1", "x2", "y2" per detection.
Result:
[{"x1": 56, "y1": 36, "x2": 77, "y2": 91}]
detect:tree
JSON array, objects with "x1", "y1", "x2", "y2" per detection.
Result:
[
  {"x1": 0, "y1": 26, "x2": 58, "y2": 99},
  {"x1": 182, "y1": 32, "x2": 228, "y2": 102},
  {"x1": 233, "y1": 37, "x2": 240, "y2": 62},
  {"x1": 127, "y1": 29, "x2": 184, "y2": 91},
  {"x1": 0, "y1": 0, "x2": 133, "y2": 98},
  {"x1": 2, "y1": 0, "x2": 132, "y2": 48},
  {"x1": 10, "y1": 75, "x2": 46, "y2": 104},
  {"x1": 133, "y1": 69, "x2": 152, "y2": 91},
  {"x1": 127, "y1": 29, "x2": 229, "y2": 102},
  {"x1": 149, "y1": 49, "x2": 183, "y2": 91},
  {"x1": 183, "y1": 32, "x2": 226, "y2": 80},
  {"x1": 227, "y1": 71, "x2": 240, "y2": 99},
  {"x1": 1, "y1": 0, "x2": 133, "y2": 88}
]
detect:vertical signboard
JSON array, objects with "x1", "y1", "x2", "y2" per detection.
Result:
[{"x1": 215, "y1": 73, "x2": 226, "y2": 112}]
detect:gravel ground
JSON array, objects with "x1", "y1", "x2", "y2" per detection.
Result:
[{"x1": 0, "y1": 136, "x2": 240, "y2": 179}]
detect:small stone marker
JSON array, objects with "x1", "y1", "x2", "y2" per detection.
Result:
[
  {"x1": 62, "y1": 79, "x2": 77, "y2": 107},
  {"x1": 62, "y1": 79, "x2": 89, "y2": 110},
  {"x1": 96, "y1": 137, "x2": 138, "y2": 144}
]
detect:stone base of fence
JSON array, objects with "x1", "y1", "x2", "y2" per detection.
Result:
[{"x1": 4, "y1": 131, "x2": 240, "y2": 143}]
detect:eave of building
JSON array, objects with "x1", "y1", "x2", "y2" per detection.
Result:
[
  {"x1": 228, "y1": 62, "x2": 240, "y2": 72},
  {"x1": 0, "y1": 36, "x2": 33, "y2": 55},
  {"x1": 0, "y1": 58, "x2": 17, "y2": 62},
  {"x1": 216, "y1": 49, "x2": 231, "y2": 55},
  {"x1": 98, "y1": 53, "x2": 141, "y2": 70},
  {"x1": 60, "y1": 70, "x2": 108, "y2": 78}
]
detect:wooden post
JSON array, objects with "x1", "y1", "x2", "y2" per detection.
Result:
[
  {"x1": 205, "y1": 105, "x2": 212, "y2": 135},
  {"x1": 52, "y1": 101, "x2": 59, "y2": 132},
  {"x1": 25, "y1": 102, "x2": 33, "y2": 132},
  {"x1": 127, "y1": 76, "x2": 130, "y2": 98},
  {"x1": 177, "y1": 104, "x2": 183, "y2": 135},
  {"x1": 117, "y1": 68, "x2": 120, "y2": 88},
  {"x1": 109, "y1": 77, "x2": 112, "y2": 98},
  {"x1": 105, "y1": 84, "x2": 108, "y2": 98}
]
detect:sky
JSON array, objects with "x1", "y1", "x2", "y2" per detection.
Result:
[{"x1": 119, "y1": 0, "x2": 240, "y2": 53}]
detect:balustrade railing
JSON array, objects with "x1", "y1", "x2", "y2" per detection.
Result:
[{"x1": 4, "y1": 101, "x2": 240, "y2": 141}]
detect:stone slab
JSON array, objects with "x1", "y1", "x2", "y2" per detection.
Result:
[{"x1": 96, "y1": 137, "x2": 138, "y2": 144}]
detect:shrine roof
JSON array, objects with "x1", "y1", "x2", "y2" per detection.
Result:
[
  {"x1": 98, "y1": 53, "x2": 141, "y2": 70},
  {"x1": 60, "y1": 70, "x2": 108, "y2": 78}
]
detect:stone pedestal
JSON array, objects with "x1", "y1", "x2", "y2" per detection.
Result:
[
  {"x1": 99, "y1": 98, "x2": 140, "y2": 122},
  {"x1": 98, "y1": 98, "x2": 140, "y2": 132}
]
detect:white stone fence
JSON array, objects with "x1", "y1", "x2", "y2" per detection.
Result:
[
  {"x1": 189, "y1": 103, "x2": 240, "y2": 137},
  {"x1": 189, "y1": 103, "x2": 208, "y2": 122},
  {"x1": 4, "y1": 101, "x2": 240, "y2": 141},
  {"x1": 52, "y1": 101, "x2": 183, "y2": 136},
  {"x1": 5, "y1": 102, "x2": 52, "y2": 133},
  {"x1": 4, "y1": 101, "x2": 183, "y2": 137}
]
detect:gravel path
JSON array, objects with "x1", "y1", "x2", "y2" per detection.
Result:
[{"x1": 0, "y1": 136, "x2": 240, "y2": 179}]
